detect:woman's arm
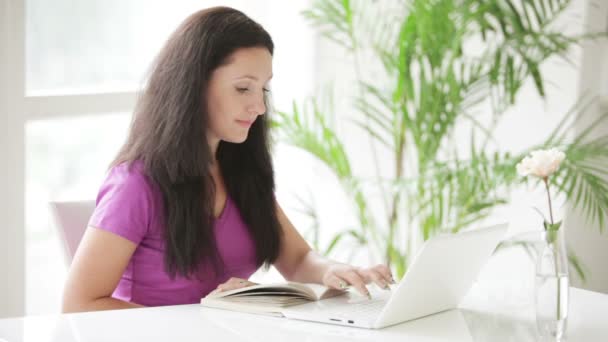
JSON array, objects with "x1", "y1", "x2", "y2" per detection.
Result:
[
  {"x1": 273, "y1": 203, "x2": 393, "y2": 298},
  {"x1": 62, "y1": 227, "x2": 144, "y2": 312}
]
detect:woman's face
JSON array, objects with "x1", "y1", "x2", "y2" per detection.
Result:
[{"x1": 206, "y1": 46, "x2": 273, "y2": 146}]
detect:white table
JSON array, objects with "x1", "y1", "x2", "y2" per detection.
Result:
[{"x1": 0, "y1": 286, "x2": 607, "y2": 342}]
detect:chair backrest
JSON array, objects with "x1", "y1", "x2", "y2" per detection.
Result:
[{"x1": 49, "y1": 200, "x2": 96, "y2": 265}]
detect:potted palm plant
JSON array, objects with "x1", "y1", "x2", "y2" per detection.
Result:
[{"x1": 273, "y1": 0, "x2": 608, "y2": 279}]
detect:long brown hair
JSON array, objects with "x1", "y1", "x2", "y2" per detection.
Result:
[{"x1": 113, "y1": 7, "x2": 282, "y2": 278}]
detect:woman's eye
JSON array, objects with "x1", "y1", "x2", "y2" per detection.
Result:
[{"x1": 236, "y1": 87, "x2": 270, "y2": 94}]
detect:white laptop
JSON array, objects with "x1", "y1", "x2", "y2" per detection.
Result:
[{"x1": 282, "y1": 223, "x2": 508, "y2": 329}]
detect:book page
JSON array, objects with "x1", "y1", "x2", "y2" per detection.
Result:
[
  {"x1": 207, "y1": 283, "x2": 306, "y2": 299},
  {"x1": 204, "y1": 282, "x2": 345, "y2": 301}
]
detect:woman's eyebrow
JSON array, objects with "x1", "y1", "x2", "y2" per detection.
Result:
[{"x1": 234, "y1": 74, "x2": 273, "y2": 82}]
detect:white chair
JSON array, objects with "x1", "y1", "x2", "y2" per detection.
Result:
[{"x1": 49, "y1": 200, "x2": 96, "y2": 265}]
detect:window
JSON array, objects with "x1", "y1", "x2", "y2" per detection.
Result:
[{"x1": 25, "y1": 0, "x2": 261, "y2": 95}]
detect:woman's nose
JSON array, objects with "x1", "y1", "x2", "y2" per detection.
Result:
[{"x1": 249, "y1": 99, "x2": 266, "y2": 116}]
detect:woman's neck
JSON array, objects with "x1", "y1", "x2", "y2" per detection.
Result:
[
  {"x1": 207, "y1": 133, "x2": 220, "y2": 159},
  {"x1": 209, "y1": 162, "x2": 220, "y2": 176}
]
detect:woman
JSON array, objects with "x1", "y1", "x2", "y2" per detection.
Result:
[{"x1": 62, "y1": 6, "x2": 392, "y2": 312}]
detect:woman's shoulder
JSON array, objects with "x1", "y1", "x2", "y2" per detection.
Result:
[
  {"x1": 103, "y1": 160, "x2": 160, "y2": 197},
  {"x1": 91, "y1": 160, "x2": 162, "y2": 242}
]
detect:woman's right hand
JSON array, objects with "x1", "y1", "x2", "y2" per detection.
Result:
[{"x1": 209, "y1": 277, "x2": 258, "y2": 295}]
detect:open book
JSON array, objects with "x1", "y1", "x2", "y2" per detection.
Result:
[{"x1": 200, "y1": 282, "x2": 346, "y2": 317}]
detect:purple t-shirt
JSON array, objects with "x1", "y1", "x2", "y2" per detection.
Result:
[{"x1": 88, "y1": 161, "x2": 259, "y2": 306}]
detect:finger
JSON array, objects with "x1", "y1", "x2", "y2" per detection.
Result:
[
  {"x1": 324, "y1": 273, "x2": 350, "y2": 290},
  {"x1": 227, "y1": 277, "x2": 258, "y2": 287},
  {"x1": 358, "y1": 268, "x2": 389, "y2": 290},
  {"x1": 373, "y1": 264, "x2": 395, "y2": 284},
  {"x1": 340, "y1": 270, "x2": 371, "y2": 299},
  {"x1": 354, "y1": 268, "x2": 373, "y2": 284},
  {"x1": 217, "y1": 278, "x2": 257, "y2": 292},
  {"x1": 217, "y1": 278, "x2": 241, "y2": 291},
  {"x1": 216, "y1": 282, "x2": 253, "y2": 292},
  {"x1": 226, "y1": 277, "x2": 248, "y2": 285}
]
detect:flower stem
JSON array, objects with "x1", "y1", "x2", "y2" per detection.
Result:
[
  {"x1": 554, "y1": 242, "x2": 562, "y2": 322},
  {"x1": 543, "y1": 177, "x2": 561, "y2": 322},
  {"x1": 543, "y1": 177, "x2": 555, "y2": 225}
]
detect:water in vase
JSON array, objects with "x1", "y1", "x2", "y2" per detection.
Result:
[{"x1": 535, "y1": 273, "x2": 569, "y2": 339}]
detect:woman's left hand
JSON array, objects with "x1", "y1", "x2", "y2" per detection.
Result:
[{"x1": 321, "y1": 264, "x2": 394, "y2": 299}]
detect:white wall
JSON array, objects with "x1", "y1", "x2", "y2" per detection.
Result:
[
  {"x1": 0, "y1": 0, "x2": 26, "y2": 318},
  {"x1": 566, "y1": 0, "x2": 608, "y2": 293}
]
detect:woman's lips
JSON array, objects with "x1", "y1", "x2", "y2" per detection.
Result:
[{"x1": 236, "y1": 119, "x2": 254, "y2": 127}]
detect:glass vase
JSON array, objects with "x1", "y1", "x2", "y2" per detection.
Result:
[{"x1": 535, "y1": 226, "x2": 569, "y2": 340}]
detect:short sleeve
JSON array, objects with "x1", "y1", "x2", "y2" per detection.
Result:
[{"x1": 88, "y1": 162, "x2": 158, "y2": 245}]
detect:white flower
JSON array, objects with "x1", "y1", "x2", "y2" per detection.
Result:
[{"x1": 516, "y1": 148, "x2": 566, "y2": 178}]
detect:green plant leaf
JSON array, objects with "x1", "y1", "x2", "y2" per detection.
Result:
[{"x1": 544, "y1": 221, "x2": 563, "y2": 232}]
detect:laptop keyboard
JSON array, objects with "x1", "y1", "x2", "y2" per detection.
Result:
[{"x1": 327, "y1": 298, "x2": 387, "y2": 320}]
